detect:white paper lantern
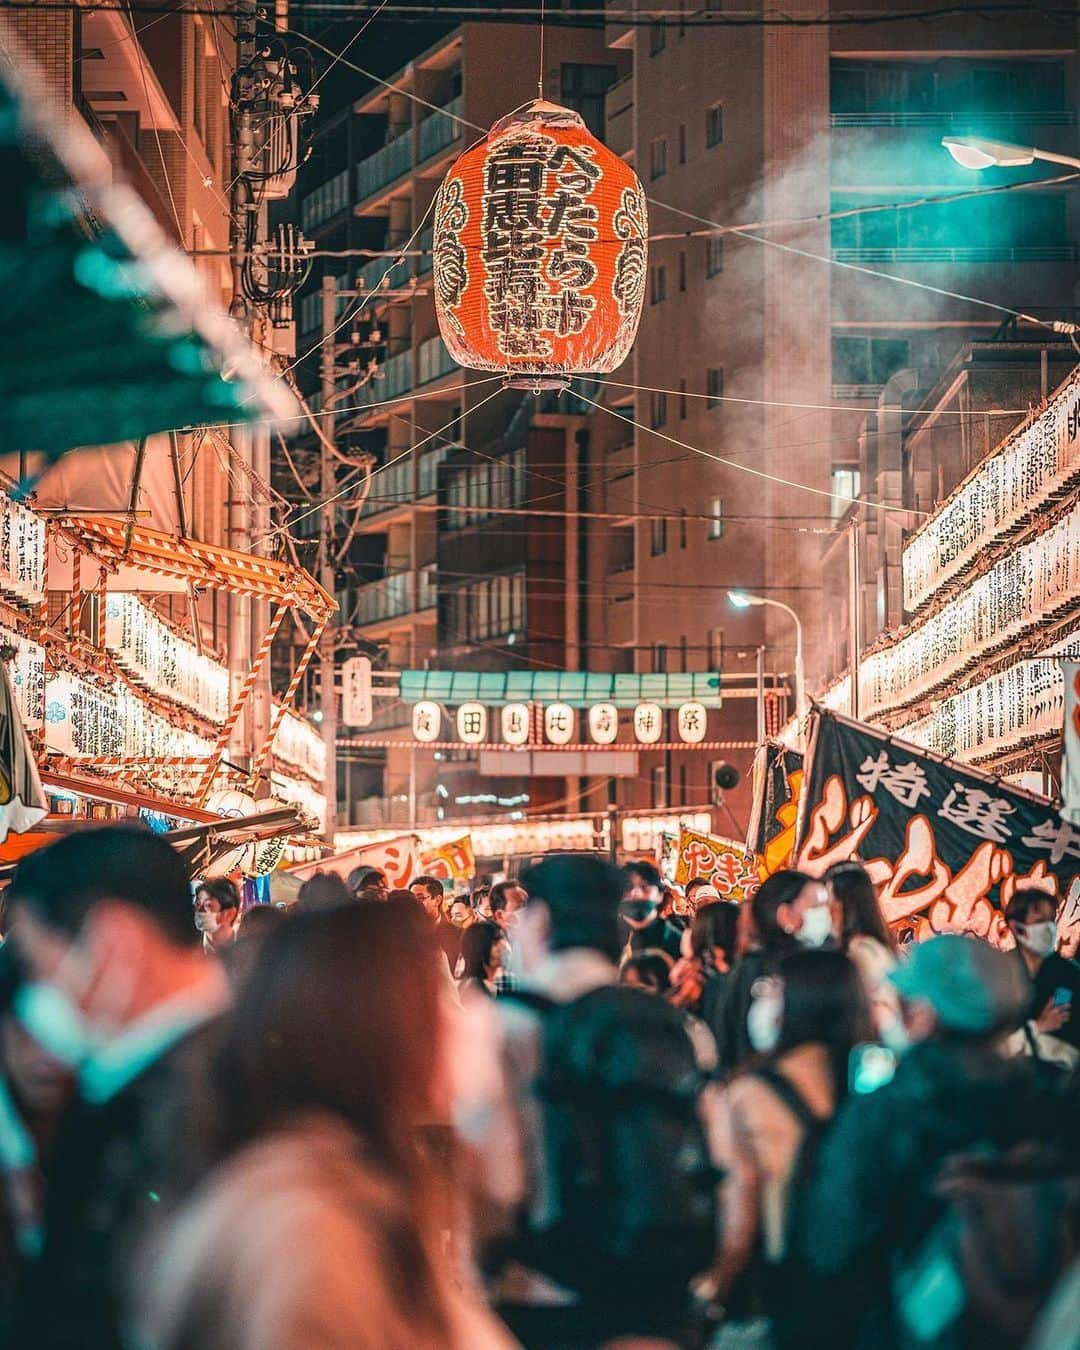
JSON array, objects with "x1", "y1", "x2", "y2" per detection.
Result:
[
  {"x1": 501, "y1": 703, "x2": 530, "y2": 746},
  {"x1": 588, "y1": 702, "x2": 618, "y2": 745},
  {"x1": 633, "y1": 702, "x2": 663, "y2": 744},
  {"x1": 457, "y1": 702, "x2": 487, "y2": 745},
  {"x1": 544, "y1": 702, "x2": 575, "y2": 745},
  {"x1": 412, "y1": 701, "x2": 442, "y2": 743},
  {"x1": 677, "y1": 701, "x2": 707, "y2": 744}
]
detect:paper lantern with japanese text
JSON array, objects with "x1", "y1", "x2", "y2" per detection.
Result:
[{"x1": 432, "y1": 100, "x2": 648, "y2": 388}]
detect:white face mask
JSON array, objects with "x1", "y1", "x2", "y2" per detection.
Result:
[
  {"x1": 747, "y1": 991, "x2": 783, "y2": 1053},
  {"x1": 14, "y1": 981, "x2": 97, "y2": 1069},
  {"x1": 194, "y1": 911, "x2": 220, "y2": 935},
  {"x1": 1018, "y1": 920, "x2": 1057, "y2": 958},
  {"x1": 798, "y1": 904, "x2": 833, "y2": 949}
]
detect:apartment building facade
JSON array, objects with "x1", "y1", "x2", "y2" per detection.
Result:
[{"x1": 582, "y1": 0, "x2": 1080, "y2": 824}]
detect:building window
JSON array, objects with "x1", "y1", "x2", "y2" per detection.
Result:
[
  {"x1": 560, "y1": 62, "x2": 617, "y2": 138},
  {"x1": 678, "y1": 762, "x2": 689, "y2": 806},
  {"x1": 653, "y1": 642, "x2": 668, "y2": 673},
  {"x1": 679, "y1": 511, "x2": 688, "y2": 548},
  {"x1": 650, "y1": 136, "x2": 667, "y2": 180},
  {"x1": 679, "y1": 378, "x2": 688, "y2": 419},
  {"x1": 708, "y1": 626, "x2": 724, "y2": 669},
  {"x1": 831, "y1": 465, "x2": 862, "y2": 521},
  {"x1": 832, "y1": 334, "x2": 910, "y2": 390},
  {"x1": 650, "y1": 391, "x2": 668, "y2": 429},
  {"x1": 706, "y1": 102, "x2": 724, "y2": 147},
  {"x1": 707, "y1": 367, "x2": 724, "y2": 408},
  {"x1": 651, "y1": 765, "x2": 668, "y2": 808},
  {"x1": 510, "y1": 572, "x2": 525, "y2": 631},
  {"x1": 707, "y1": 235, "x2": 724, "y2": 275},
  {"x1": 708, "y1": 496, "x2": 724, "y2": 539},
  {"x1": 650, "y1": 22, "x2": 666, "y2": 56},
  {"x1": 651, "y1": 516, "x2": 668, "y2": 556},
  {"x1": 650, "y1": 264, "x2": 667, "y2": 304},
  {"x1": 679, "y1": 122, "x2": 687, "y2": 163},
  {"x1": 678, "y1": 251, "x2": 687, "y2": 292}
]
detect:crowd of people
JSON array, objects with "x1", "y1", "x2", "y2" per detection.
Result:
[{"x1": 0, "y1": 826, "x2": 1077, "y2": 1349}]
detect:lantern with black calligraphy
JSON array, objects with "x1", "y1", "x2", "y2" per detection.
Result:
[{"x1": 432, "y1": 100, "x2": 648, "y2": 389}]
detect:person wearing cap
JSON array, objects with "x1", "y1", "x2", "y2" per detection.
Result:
[{"x1": 794, "y1": 934, "x2": 1071, "y2": 1350}]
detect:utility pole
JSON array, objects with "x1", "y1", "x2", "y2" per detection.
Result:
[
  {"x1": 319, "y1": 273, "x2": 339, "y2": 841},
  {"x1": 227, "y1": 0, "x2": 260, "y2": 767},
  {"x1": 848, "y1": 517, "x2": 861, "y2": 720}
]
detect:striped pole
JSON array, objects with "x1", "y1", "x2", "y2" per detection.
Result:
[
  {"x1": 195, "y1": 605, "x2": 286, "y2": 805},
  {"x1": 247, "y1": 613, "x2": 327, "y2": 789}
]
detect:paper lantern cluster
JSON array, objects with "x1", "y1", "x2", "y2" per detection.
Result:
[
  {"x1": 412, "y1": 699, "x2": 709, "y2": 746},
  {"x1": 432, "y1": 99, "x2": 648, "y2": 387}
]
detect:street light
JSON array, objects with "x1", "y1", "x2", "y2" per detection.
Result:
[
  {"x1": 728, "y1": 590, "x2": 808, "y2": 729},
  {"x1": 941, "y1": 135, "x2": 1080, "y2": 172}
]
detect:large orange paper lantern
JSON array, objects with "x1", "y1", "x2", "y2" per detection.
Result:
[{"x1": 432, "y1": 99, "x2": 648, "y2": 389}]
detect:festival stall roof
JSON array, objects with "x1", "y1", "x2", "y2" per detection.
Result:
[
  {"x1": 48, "y1": 515, "x2": 335, "y2": 617},
  {"x1": 0, "y1": 26, "x2": 295, "y2": 470},
  {"x1": 398, "y1": 670, "x2": 725, "y2": 708}
]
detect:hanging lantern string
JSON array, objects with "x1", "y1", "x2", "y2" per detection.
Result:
[
  {"x1": 537, "y1": 0, "x2": 546, "y2": 99},
  {"x1": 257, "y1": 383, "x2": 506, "y2": 545},
  {"x1": 574, "y1": 388, "x2": 924, "y2": 517}
]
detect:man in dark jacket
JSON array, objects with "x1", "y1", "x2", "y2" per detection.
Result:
[
  {"x1": 795, "y1": 935, "x2": 1071, "y2": 1350},
  {"x1": 1005, "y1": 887, "x2": 1080, "y2": 1051},
  {"x1": 4, "y1": 827, "x2": 228, "y2": 1349},
  {"x1": 619, "y1": 861, "x2": 683, "y2": 962}
]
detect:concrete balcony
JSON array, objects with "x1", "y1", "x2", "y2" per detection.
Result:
[
  {"x1": 355, "y1": 131, "x2": 412, "y2": 202},
  {"x1": 361, "y1": 445, "x2": 449, "y2": 522},
  {"x1": 605, "y1": 75, "x2": 634, "y2": 160},
  {"x1": 417, "y1": 95, "x2": 464, "y2": 164},
  {"x1": 350, "y1": 565, "x2": 437, "y2": 629},
  {"x1": 416, "y1": 334, "x2": 457, "y2": 387},
  {"x1": 300, "y1": 167, "x2": 351, "y2": 231}
]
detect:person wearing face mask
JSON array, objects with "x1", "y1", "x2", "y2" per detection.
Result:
[
  {"x1": 700, "y1": 950, "x2": 873, "y2": 1349},
  {"x1": 796, "y1": 935, "x2": 1073, "y2": 1350},
  {"x1": 619, "y1": 861, "x2": 684, "y2": 963},
  {"x1": 4, "y1": 827, "x2": 229, "y2": 1350},
  {"x1": 192, "y1": 879, "x2": 241, "y2": 953},
  {"x1": 716, "y1": 870, "x2": 827, "y2": 1072},
  {"x1": 1005, "y1": 887, "x2": 1080, "y2": 1053}
]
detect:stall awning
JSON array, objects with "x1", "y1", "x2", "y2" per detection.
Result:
[
  {"x1": 0, "y1": 26, "x2": 296, "y2": 467},
  {"x1": 51, "y1": 516, "x2": 335, "y2": 619},
  {"x1": 399, "y1": 670, "x2": 724, "y2": 708}
]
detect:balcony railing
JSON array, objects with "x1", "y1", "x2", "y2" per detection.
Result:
[
  {"x1": 830, "y1": 108, "x2": 1076, "y2": 128},
  {"x1": 833, "y1": 244, "x2": 1079, "y2": 264},
  {"x1": 301, "y1": 167, "x2": 351, "y2": 231},
  {"x1": 413, "y1": 226, "x2": 434, "y2": 278},
  {"x1": 417, "y1": 334, "x2": 456, "y2": 385},
  {"x1": 832, "y1": 383, "x2": 885, "y2": 400},
  {"x1": 418, "y1": 95, "x2": 464, "y2": 163},
  {"x1": 355, "y1": 249, "x2": 412, "y2": 299},
  {"x1": 351, "y1": 565, "x2": 437, "y2": 626},
  {"x1": 363, "y1": 446, "x2": 450, "y2": 519},
  {"x1": 356, "y1": 131, "x2": 412, "y2": 200}
]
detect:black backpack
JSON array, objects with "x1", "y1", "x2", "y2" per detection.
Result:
[
  {"x1": 894, "y1": 1142, "x2": 1080, "y2": 1350},
  {"x1": 510, "y1": 984, "x2": 717, "y2": 1303}
]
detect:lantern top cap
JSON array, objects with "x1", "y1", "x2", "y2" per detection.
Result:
[{"x1": 491, "y1": 99, "x2": 588, "y2": 135}]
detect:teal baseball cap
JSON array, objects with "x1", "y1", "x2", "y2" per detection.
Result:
[{"x1": 890, "y1": 934, "x2": 1031, "y2": 1034}]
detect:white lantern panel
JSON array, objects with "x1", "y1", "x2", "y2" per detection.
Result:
[
  {"x1": 412, "y1": 701, "x2": 442, "y2": 743},
  {"x1": 501, "y1": 702, "x2": 531, "y2": 746},
  {"x1": 588, "y1": 702, "x2": 619, "y2": 745},
  {"x1": 457, "y1": 702, "x2": 488, "y2": 745},
  {"x1": 544, "y1": 702, "x2": 575, "y2": 745},
  {"x1": 633, "y1": 702, "x2": 664, "y2": 744},
  {"x1": 677, "y1": 701, "x2": 707, "y2": 744}
]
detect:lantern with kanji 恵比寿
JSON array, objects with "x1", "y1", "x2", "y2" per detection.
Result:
[{"x1": 432, "y1": 99, "x2": 648, "y2": 390}]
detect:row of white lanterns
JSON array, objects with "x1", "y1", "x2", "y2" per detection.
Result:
[{"x1": 412, "y1": 700, "x2": 712, "y2": 746}]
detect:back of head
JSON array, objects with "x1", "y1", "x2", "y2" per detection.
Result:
[
  {"x1": 777, "y1": 948, "x2": 872, "y2": 1054},
  {"x1": 1003, "y1": 887, "x2": 1056, "y2": 928},
  {"x1": 345, "y1": 865, "x2": 385, "y2": 897},
  {"x1": 216, "y1": 898, "x2": 441, "y2": 1161},
  {"x1": 488, "y1": 879, "x2": 516, "y2": 914},
  {"x1": 891, "y1": 934, "x2": 1031, "y2": 1038},
  {"x1": 9, "y1": 826, "x2": 196, "y2": 947},
  {"x1": 520, "y1": 854, "x2": 627, "y2": 960},
  {"x1": 624, "y1": 859, "x2": 662, "y2": 891},
  {"x1": 296, "y1": 871, "x2": 354, "y2": 914},
  {"x1": 752, "y1": 869, "x2": 814, "y2": 952},
  {"x1": 690, "y1": 901, "x2": 741, "y2": 962},
  {"x1": 620, "y1": 950, "x2": 673, "y2": 994},
  {"x1": 825, "y1": 859, "x2": 895, "y2": 951}
]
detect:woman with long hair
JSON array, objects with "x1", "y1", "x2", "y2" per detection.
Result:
[
  {"x1": 669, "y1": 901, "x2": 741, "y2": 1045},
  {"x1": 716, "y1": 870, "x2": 832, "y2": 1072},
  {"x1": 136, "y1": 900, "x2": 512, "y2": 1350},
  {"x1": 824, "y1": 860, "x2": 902, "y2": 1049},
  {"x1": 458, "y1": 920, "x2": 508, "y2": 998},
  {"x1": 704, "y1": 949, "x2": 873, "y2": 1349}
]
